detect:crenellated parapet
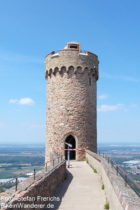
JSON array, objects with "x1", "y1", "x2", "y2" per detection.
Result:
[
  {"x1": 45, "y1": 42, "x2": 99, "y2": 81},
  {"x1": 45, "y1": 65, "x2": 98, "y2": 80}
]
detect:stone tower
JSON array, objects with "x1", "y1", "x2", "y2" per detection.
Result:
[{"x1": 45, "y1": 42, "x2": 99, "y2": 162}]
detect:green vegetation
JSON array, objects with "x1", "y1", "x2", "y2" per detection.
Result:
[
  {"x1": 0, "y1": 166, "x2": 43, "y2": 179},
  {"x1": 101, "y1": 184, "x2": 105, "y2": 190},
  {"x1": 86, "y1": 160, "x2": 97, "y2": 174},
  {"x1": 104, "y1": 202, "x2": 109, "y2": 209},
  {"x1": 0, "y1": 170, "x2": 17, "y2": 179},
  {"x1": 0, "y1": 145, "x2": 45, "y2": 191},
  {"x1": 93, "y1": 168, "x2": 97, "y2": 173},
  {"x1": 0, "y1": 155, "x2": 44, "y2": 165},
  {"x1": 0, "y1": 186, "x2": 4, "y2": 193},
  {"x1": 130, "y1": 173, "x2": 140, "y2": 181}
]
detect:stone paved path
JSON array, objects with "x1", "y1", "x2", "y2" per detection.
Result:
[{"x1": 52, "y1": 161, "x2": 106, "y2": 210}]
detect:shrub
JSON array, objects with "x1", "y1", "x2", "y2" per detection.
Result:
[
  {"x1": 93, "y1": 168, "x2": 97, "y2": 173},
  {"x1": 104, "y1": 202, "x2": 109, "y2": 209},
  {"x1": 102, "y1": 184, "x2": 105, "y2": 190}
]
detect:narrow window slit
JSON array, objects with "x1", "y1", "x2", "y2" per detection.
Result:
[{"x1": 89, "y1": 77, "x2": 91, "y2": 86}]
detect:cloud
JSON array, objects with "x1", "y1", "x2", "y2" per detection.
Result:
[
  {"x1": 9, "y1": 98, "x2": 35, "y2": 105},
  {"x1": 98, "y1": 94, "x2": 108, "y2": 100},
  {"x1": 19, "y1": 98, "x2": 35, "y2": 105},
  {"x1": 9, "y1": 99, "x2": 18, "y2": 104},
  {"x1": 98, "y1": 104, "x2": 124, "y2": 112}
]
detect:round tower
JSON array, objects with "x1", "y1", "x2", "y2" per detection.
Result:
[{"x1": 45, "y1": 42, "x2": 99, "y2": 162}]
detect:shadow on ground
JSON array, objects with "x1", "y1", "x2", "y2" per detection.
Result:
[{"x1": 46, "y1": 169, "x2": 73, "y2": 210}]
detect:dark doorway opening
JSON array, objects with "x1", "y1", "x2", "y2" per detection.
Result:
[{"x1": 65, "y1": 135, "x2": 76, "y2": 160}]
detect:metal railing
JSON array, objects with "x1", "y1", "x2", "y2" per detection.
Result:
[
  {"x1": 100, "y1": 153, "x2": 140, "y2": 197},
  {"x1": 0, "y1": 155, "x2": 65, "y2": 193}
]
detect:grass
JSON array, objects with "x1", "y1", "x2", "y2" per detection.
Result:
[
  {"x1": 86, "y1": 159, "x2": 97, "y2": 174},
  {"x1": 93, "y1": 168, "x2": 97, "y2": 173},
  {"x1": 104, "y1": 202, "x2": 109, "y2": 209},
  {"x1": 101, "y1": 184, "x2": 105, "y2": 190}
]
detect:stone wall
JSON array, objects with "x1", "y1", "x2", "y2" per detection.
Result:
[
  {"x1": 0, "y1": 161, "x2": 66, "y2": 210},
  {"x1": 86, "y1": 150, "x2": 140, "y2": 210}
]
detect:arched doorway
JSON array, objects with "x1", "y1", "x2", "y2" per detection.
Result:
[{"x1": 65, "y1": 135, "x2": 76, "y2": 160}]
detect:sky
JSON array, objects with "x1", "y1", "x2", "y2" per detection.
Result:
[{"x1": 0, "y1": 0, "x2": 140, "y2": 144}]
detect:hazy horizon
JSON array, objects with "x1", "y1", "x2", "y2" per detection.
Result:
[{"x1": 0, "y1": 142, "x2": 140, "y2": 146}]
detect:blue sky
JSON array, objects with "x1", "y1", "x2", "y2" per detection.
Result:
[{"x1": 0, "y1": 0, "x2": 140, "y2": 144}]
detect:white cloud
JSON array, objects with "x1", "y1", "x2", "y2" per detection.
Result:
[
  {"x1": 19, "y1": 98, "x2": 35, "y2": 105},
  {"x1": 9, "y1": 99, "x2": 18, "y2": 104},
  {"x1": 98, "y1": 94, "x2": 108, "y2": 100},
  {"x1": 98, "y1": 104, "x2": 124, "y2": 112},
  {"x1": 9, "y1": 98, "x2": 35, "y2": 105}
]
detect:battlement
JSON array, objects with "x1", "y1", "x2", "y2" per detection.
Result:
[
  {"x1": 45, "y1": 42, "x2": 99, "y2": 80},
  {"x1": 45, "y1": 65, "x2": 98, "y2": 80},
  {"x1": 46, "y1": 42, "x2": 98, "y2": 60},
  {"x1": 46, "y1": 49, "x2": 98, "y2": 58}
]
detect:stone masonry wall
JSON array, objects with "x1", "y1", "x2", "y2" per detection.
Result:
[
  {"x1": 0, "y1": 162, "x2": 66, "y2": 210},
  {"x1": 86, "y1": 150, "x2": 140, "y2": 210},
  {"x1": 45, "y1": 44, "x2": 99, "y2": 162}
]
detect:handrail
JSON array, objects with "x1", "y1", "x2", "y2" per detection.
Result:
[{"x1": 101, "y1": 154, "x2": 140, "y2": 197}]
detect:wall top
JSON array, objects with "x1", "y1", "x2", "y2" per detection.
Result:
[
  {"x1": 45, "y1": 42, "x2": 99, "y2": 80},
  {"x1": 45, "y1": 42, "x2": 98, "y2": 59}
]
